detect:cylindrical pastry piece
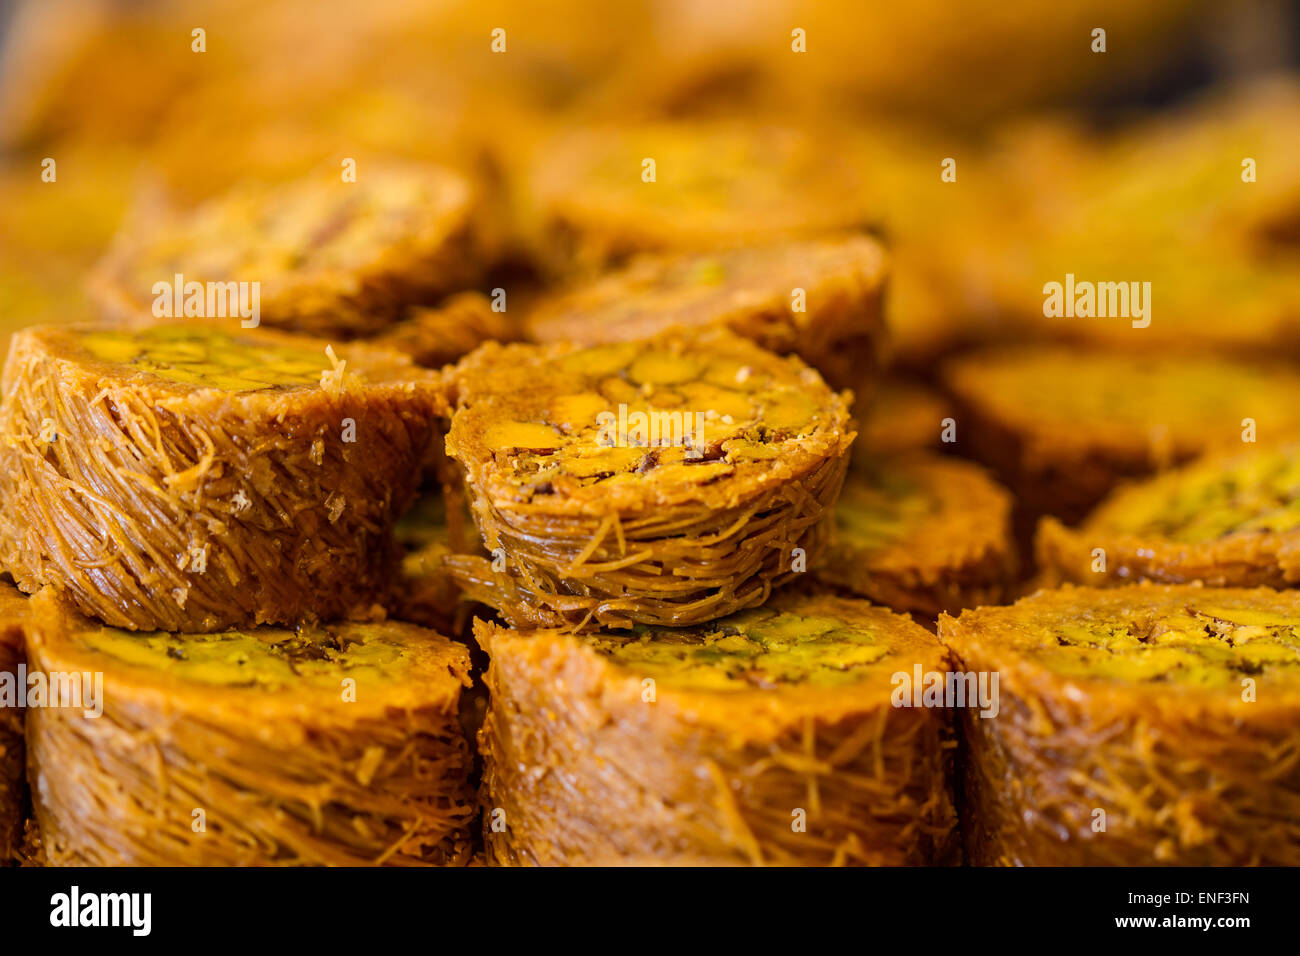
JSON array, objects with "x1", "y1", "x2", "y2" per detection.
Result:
[
  {"x1": 521, "y1": 122, "x2": 873, "y2": 276},
  {"x1": 370, "y1": 291, "x2": 517, "y2": 370},
  {"x1": 941, "y1": 585, "x2": 1300, "y2": 865},
  {"x1": 478, "y1": 591, "x2": 956, "y2": 865},
  {"x1": 523, "y1": 237, "x2": 887, "y2": 389},
  {"x1": 852, "y1": 377, "x2": 951, "y2": 461},
  {"x1": 816, "y1": 454, "x2": 1016, "y2": 618},
  {"x1": 444, "y1": 328, "x2": 854, "y2": 629},
  {"x1": 967, "y1": 79, "x2": 1300, "y2": 359},
  {"x1": 0, "y1": 323, "x2": 440, "y2": 631},
  {"x1": 0, "y1": 584, "x2": 30, "y2": 862},
  {"x1": 91, "y1": 162, "x2": 490, "y2": 338},
  {"x1": 1038, "y1": 445, "x2": 1300, "y2": 588},
  {"x1": 26, "y1": 593, "x2": 474, "y2": 866},
  {"x1": 942, "y1": 346, "x2": 1300, "y2": 524}
]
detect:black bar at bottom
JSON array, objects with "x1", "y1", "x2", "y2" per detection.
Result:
[{"x1": 0, "y1": 865, "x2": 1276, "y2": 943}]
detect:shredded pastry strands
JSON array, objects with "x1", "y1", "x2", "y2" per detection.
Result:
[
  {"x1": 523, "y1": 236, "x2": 888, "y2": 390},
  {"x1": 1038, "y1": 444, "x2": 1300, "y2": 589},
  {"x1": 0, "y1": 324, "x2": 441, "y2": 631},
  {"x1": 817, "y1": 454, "x2": 1017, "y2": 617},
  {"x1": 444, "y1": 328, "x2": 855, "y2": 630},
  {"x1": 90, "y1": 162, "x2": 492, "y2": 339},
  {"x1": 942, "y1": 585, "x2": 1300, "y2": 865},
  {"x1": 26, "y1": 593, "x2": 476, "y2": 866},
  {"x1": 477, "y1": 593, "x2": 957, "y2": 866}
]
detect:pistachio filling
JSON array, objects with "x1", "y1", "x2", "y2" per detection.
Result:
[
  {"x1": 68, "y1": 623, "x2": 411, "y2": 692},
  {"x1": 584, "y1": 606, "x2": 898, "y2": 691},
  {"x1": 528, "y1": 237, "x2": 879, "y2": 342},
  {"x1": 81, "y1": 325, "x2": 328, "y2": 391},
  {"x1": 478, "y1": 338, "x2": 833, "y2": 499},
  {"x1": 1094, "y1": 447, "x2": 1300, "y2": 543},
  {"x1": 1021, "y1": 602, "x2": 1300, "y2": 687},
  {"x1": 124, "y1": 168, "x2": 462, "y2": 281},
  {"x1": 835, "y1": 468, "x2": 936, "y2": 550}
]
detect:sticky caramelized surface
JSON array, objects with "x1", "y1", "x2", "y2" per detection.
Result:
[
  {"x1": 945, "y1": 347, "x2": 1300, "y2": 441},
  {"x1": 534, "y1": 123, "x2": 866, "y2": 247},
  {"x1": 60, "y1": 620, "x2": 427, "y2": 693},
  {"x1": 1085, "y1": 446, "x2": 1300, "y2": 544},
  {"x1": 836, "y1": 464, "x2": 942, "y2": 552},
  {"x1": 448, "y1": 329, "x2": 852, "y2": 510},
  {"x1": 525, "y1": 236, "x2": 884, "y2": 345},
  {"x1": 78, "y1": 325, "x2": 328, "y2": 391},
  {"x1": 835, "y1": 457, "x2": 1009, "y2": 557},
  {"x1": 113, "y1": 164, "x2": 469, "y2": 289},
  {"x1": 949, "y1": 587, "x2": 1300, "y2": 689},
  {"x1": 580, "y1": 594, "x2": 937, "y2": 691}
]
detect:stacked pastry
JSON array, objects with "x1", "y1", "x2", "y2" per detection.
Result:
[
  {"x1": 391, "y1": 143, "x2": 1016, "y2": 873},
  {"x1": 943, "y1": 586, "x2": 1300, "y2": 866},
  {"x1": 442, "y1": 328, "x2": 856, "y2": 629},
  {"x1": 477, "y1": 593, "x2": 955, "y2": 866},
  {"x1": 10, "y1": 5, "x2": 1300, "y2": 870},
  {"x1": 0, "y1": 163, "x2": 496, "y2": 865},
  {"x1": 424, "y1": 160, "x2": 982, "y2": 861},
  {"x1": 26, "y1": 593, "x2": 474, "y2": 866}
]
